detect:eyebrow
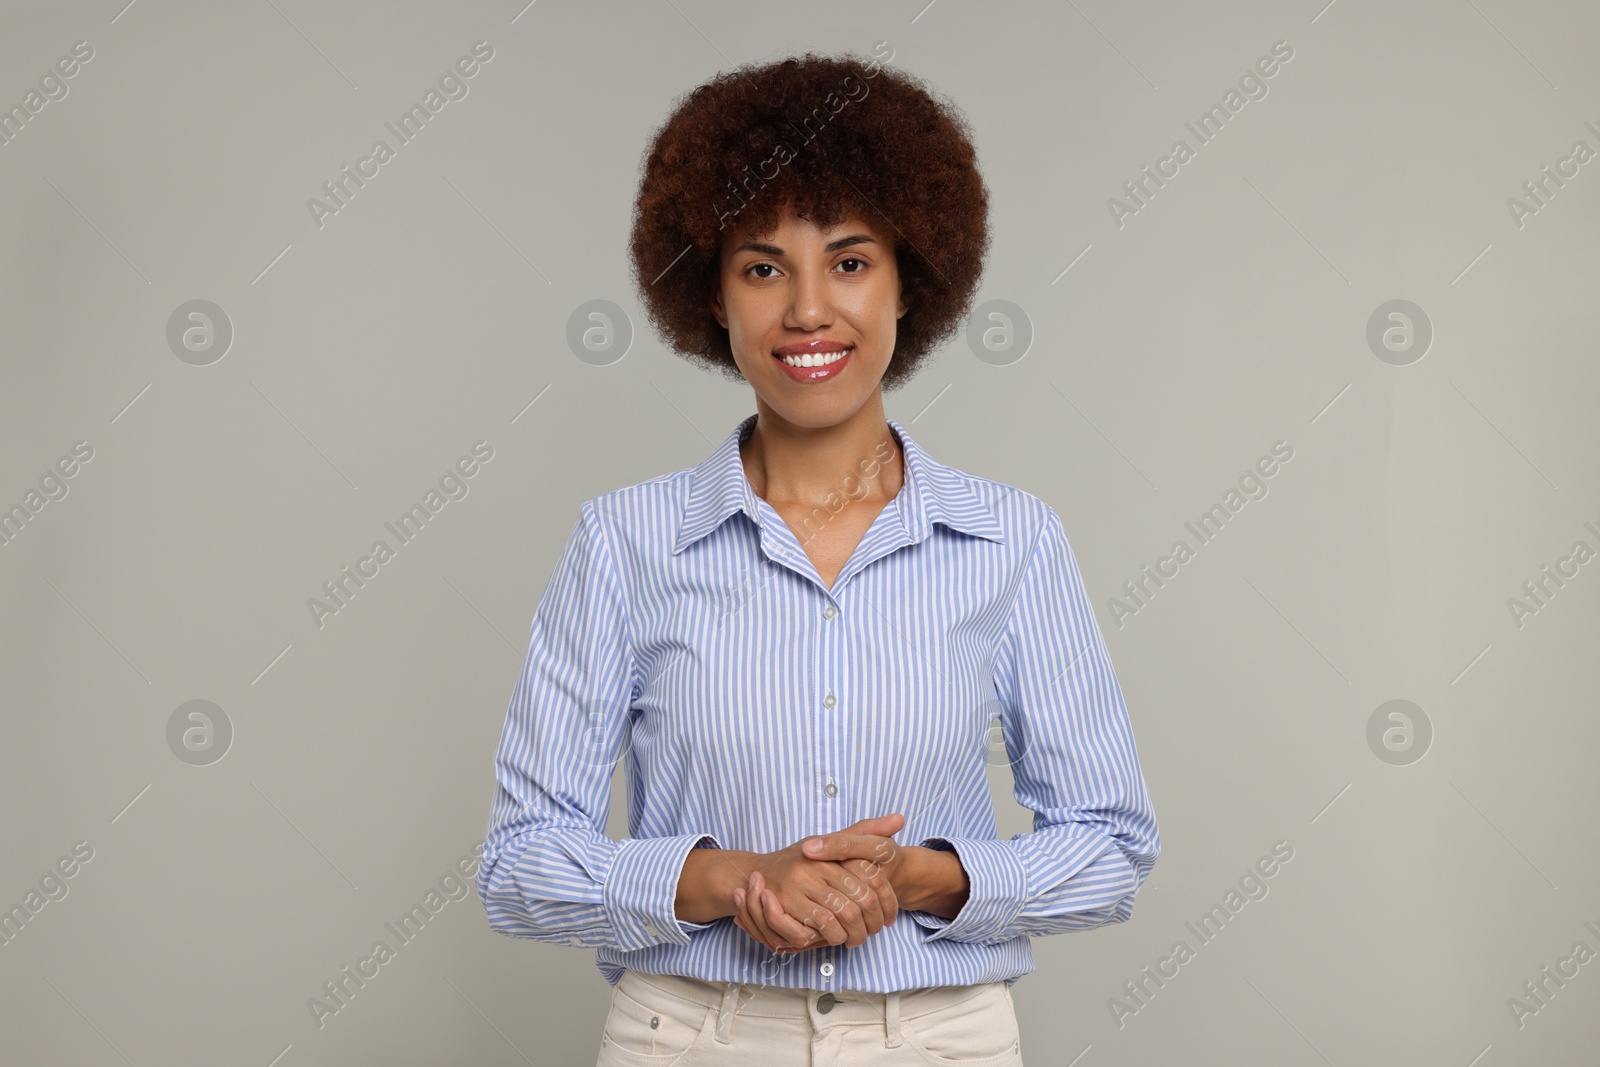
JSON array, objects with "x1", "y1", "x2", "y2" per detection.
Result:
[{"x1": 731, "y1": 233, "x2": 877, "y2": 257}]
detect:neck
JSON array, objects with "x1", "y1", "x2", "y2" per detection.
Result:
[{"x1": 739, "y1": 398, "x2": 903, "y2": 508}]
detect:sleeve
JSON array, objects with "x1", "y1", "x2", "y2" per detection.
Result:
[
  {"x1": 909, "y1": 505, "x2": 1160, "y2": 945},
  {"x1": 475, "y1": 500, "x2": 723, "y2": 952}
]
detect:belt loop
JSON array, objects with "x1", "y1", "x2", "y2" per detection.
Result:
[
  {"x1": 716, "y1": 982, "x2": 740, "y2": 1043},
  {"x1": 884, "y1": 989, "x2": 903, "y2": 1048}
]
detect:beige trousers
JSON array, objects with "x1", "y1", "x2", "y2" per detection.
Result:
[{"x1": 596, "y1": 967, "x2": 1025, "y2": 1066}]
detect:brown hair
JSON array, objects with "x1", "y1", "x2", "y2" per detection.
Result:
[{"x1": 628, "y1": 51, "x2": 990, "y2": 391}]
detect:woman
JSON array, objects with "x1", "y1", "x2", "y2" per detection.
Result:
[{"x1": 477, "y1": 52, "x2": 1160, "y2": 1065}]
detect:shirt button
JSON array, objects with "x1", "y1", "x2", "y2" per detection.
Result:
[
  {"x1": 823, "y1": 604, "x2": 837, "y2": 619},
  {"x1": 819, "y1": 962, "x2": 835, "y2": 978},
  {"x1": 644, "y1": 923, "x2": 660, "y2": 938},
  {"x1": 823, "y1": 692, "x2": 836, "y2": 709},
  {"x1": 824, "y1": 781, "x2": 838, "y2": 798}
]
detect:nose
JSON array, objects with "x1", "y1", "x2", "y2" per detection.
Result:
[{"x1": 783, "y1": 262, "x2": 833, "y2": 333}]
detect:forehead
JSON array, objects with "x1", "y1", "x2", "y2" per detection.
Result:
[{"x1": 721, "y1": 207, "x2": 891, "y2": 255}]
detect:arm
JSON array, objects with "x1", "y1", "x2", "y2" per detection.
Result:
[
  {"x1": 475, "y1": 501, "x2": 723, "y2": 951},
  {"x1": 910, "y1": 505, "x2": 1161, "y2": 946},
  {"x1": 886, "y1": 844, "x2": 969, "y2": 919},
  {"x1": 675, "y1": 847, "x2": 764, "y2": 923}
]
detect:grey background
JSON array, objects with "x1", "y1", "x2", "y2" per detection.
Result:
[{"x1": 2, "y1": 0, "x2": 1597, "y2": 1064}]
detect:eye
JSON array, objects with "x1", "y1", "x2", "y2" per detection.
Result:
[
  {"x1": 745, "y1": 262, "x2": 778, "y2": 279},
  {"x1": 836, "y1": 257, "x2": 866, "y2": 273}
]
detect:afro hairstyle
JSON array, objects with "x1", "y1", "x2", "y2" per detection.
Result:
[{"x1": 627, "y1": 51, "x2": 991, "y2": 391}]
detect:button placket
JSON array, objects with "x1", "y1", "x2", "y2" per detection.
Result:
[{"x1": 816, "y1": 590, "x2": 847, "y2": 834}]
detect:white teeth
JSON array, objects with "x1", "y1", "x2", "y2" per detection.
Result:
[{"x1": 779, "y1": 347, "x2": 851, "y2": 368}]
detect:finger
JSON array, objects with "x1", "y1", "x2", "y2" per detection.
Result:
[
  {"x1": 756, "y1": 882, "x2": 817, "y2": 953},
  {"x1": 860, "y1": 812, "x2": 906, "y2": 835},
  {"x1": 803, "y1": 832, "x2": 895, "y2": 863},
  {"x1": 826, "y1": 861, "x2": 884, "y2": 938},
  {"x1": 812, "y1": 870, "x2": 876, "y2": 947},
  {"x1": 798, "y1": 875, "x2": 865, "y2": 948},
  {"x1": 844, "y1": 857, "x2": 898, "y2": 925},
  {"x1": 764, "y1": 883, "x2": 832, "y2": 953},
  {"x1": 844, "y1": 857, "x2": 896, "y2": 927},
  {"x1": 841, "y1": 813, "x2": 905, "y2": 839},
  {"x1": 732, "y1": 887, "x2": 759, "y2": 944},
  {"x1": 748, "y1": 868, "x2": 833, "y2": 952},
  {"x1": 838, "y1": 857, "x2": 902, "y2": 927},
  {"x1": 742, "y1": 876, "x2": 787, "y2": 953},
  {"x1": 770, "y1": 886, "x2": 838, "y2": 949},
  {"x1": 739, "y1": 889, "x2": 784, "y2": 953},
  {"x1": 744, "y1": 874, "x2": 786, "y2": 951}
]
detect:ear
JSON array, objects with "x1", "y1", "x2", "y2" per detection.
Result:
[
  {"x1": 710, "y1": 285, "x2": 728, "y2": 329},
  {"x1": 895, "y1": 281, "x2": 909, "y2": 320}
]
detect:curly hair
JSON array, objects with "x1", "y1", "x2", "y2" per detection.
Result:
[{"x1": 628, "y1": 51, "x2": 990, "y2": 392}]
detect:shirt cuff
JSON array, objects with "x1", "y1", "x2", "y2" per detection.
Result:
[
  {"x1": 602, "y1": 832, "x2": 721, "y2": 951},
  {"x1": 909, "y1": 836, "x2": 1028, "y2": 944}
]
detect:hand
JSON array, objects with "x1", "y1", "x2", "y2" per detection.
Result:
[
  {"x1": 730, "y1": 814, "x2": 905, "y2": 953},
  {"x1": 734, "y1": 856, "x2": 896, "y2": 953},
  {"x1": 732, "y1": 819, "x2": 902, "y2": 953}
]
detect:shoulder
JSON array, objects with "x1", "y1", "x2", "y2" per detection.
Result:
[
  {"x1": 934, "y1": 458, "x2": 1065, "y2": 551},
  {"x1": 570, "y1": 465, "x2": 699, "y2": 558},
  {"x1": 583, "y1": 465, "x2": 695, "y2": 518}
]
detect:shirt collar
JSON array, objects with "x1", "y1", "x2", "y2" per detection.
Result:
[{"x1": 671, "y1": 413, "x2": 1005, "y2": 556}]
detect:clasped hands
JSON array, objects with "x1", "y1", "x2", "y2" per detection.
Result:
[{"x1": 729, "y1": 812, "x2": 911, "y2": 954}]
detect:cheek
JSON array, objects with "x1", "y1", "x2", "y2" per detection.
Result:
[
  {"x1": 873, "y1": 297, "x2": 902, "y2": 350},
  {"x1": 724, "y1": 288, "x2": 777, "y2": 344},
  {"x1": 840, "y1": 286, "x2": 899, "y2": 347},
  {"x1": 719, "y1": 299, "x2": 755, "y2": 355}
]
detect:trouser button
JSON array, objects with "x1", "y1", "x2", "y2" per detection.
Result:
[{"x1": 816, "y1": 992, "x2": 836, "y2": 1013}]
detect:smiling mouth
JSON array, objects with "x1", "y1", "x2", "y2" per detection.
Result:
[{"x1": 773, "y1": 346, "x2": 853, "y2": 368}]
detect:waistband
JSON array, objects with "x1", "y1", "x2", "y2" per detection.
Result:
[{"x1": 618, "y1": 967, "x2": 1002, "y2": 1046}]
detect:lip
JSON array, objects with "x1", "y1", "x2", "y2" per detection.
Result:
[
  {"x1": 774, "y1": 339, "x2": 853, "y2": 356},
  {"x1": 772, "y1": 343, "x2": 853, "y2": 383}
]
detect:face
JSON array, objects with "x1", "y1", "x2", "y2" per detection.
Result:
[{"x1": 710, "y1": 206, "x2": 908, "y2": 430}]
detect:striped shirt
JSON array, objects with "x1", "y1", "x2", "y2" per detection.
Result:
[{"x1": 476, "y1": 413, "x2": 1159, "y2": 993}]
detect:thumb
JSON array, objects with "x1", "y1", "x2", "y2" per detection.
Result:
[{"x1": 803, "y1": 813, "x2": 905, "y2": 857}]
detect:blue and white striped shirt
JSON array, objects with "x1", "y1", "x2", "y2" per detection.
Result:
[{"x1": 477, "y1": 413, "x2": 1159, "y2": 993}]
